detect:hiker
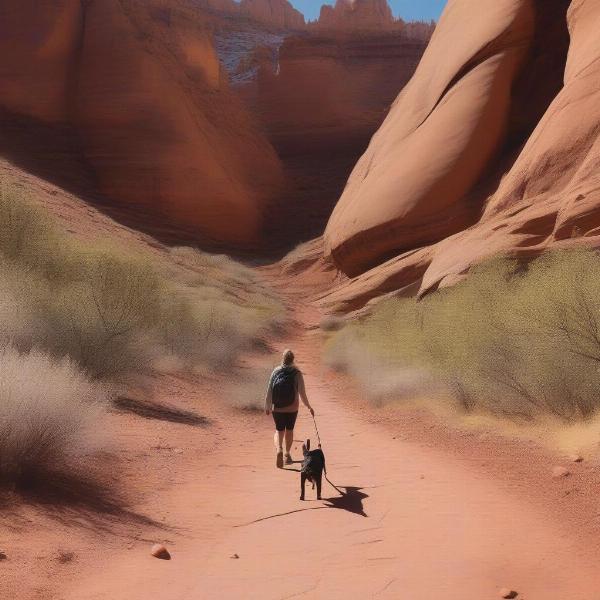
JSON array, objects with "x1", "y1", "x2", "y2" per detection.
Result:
[{"x1": 265, "y1": 349, "x2": 314, "y2": 468}]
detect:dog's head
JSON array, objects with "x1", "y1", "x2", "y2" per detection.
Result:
[{"x1": 302, "y1": 439, "x2": 311, "y2": 456}]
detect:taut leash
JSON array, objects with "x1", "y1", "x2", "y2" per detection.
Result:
[
  {"x1": 310, "y1": 412, "x2": 343, "y2": 494},
  {"x1": 311, "y1": 412, "x2": 322, "y2": 447}
]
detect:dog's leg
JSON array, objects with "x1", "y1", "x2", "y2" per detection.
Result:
[
  {"x1": 316, "y1": 472, "x2": 322, "y2": 500},
  {"x1": 300, "y1": 473, "x2": 306, "y2": 501}
]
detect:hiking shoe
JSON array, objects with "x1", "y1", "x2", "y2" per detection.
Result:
[
  {"x1": 285, "y1": 454, "x2": 293, "y2": 465},
  {"x1": 276, "y1": 450, "x2": 284, "y2": 469}
]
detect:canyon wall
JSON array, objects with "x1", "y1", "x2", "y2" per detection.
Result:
[
  {"x1": 323, "y1": 0, "x2": 600, "y2": 311},
  {"x1": 236, "y1": 32, "x2": 428, "y2": 248},
  {"x1": 0, "y1": 0, "x2": 432, "y2": 253},
  {"x1": 0, "y1": 0, "x2": 283, "y2": 247}
]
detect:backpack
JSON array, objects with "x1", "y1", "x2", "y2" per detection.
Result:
[{"x1": 272, "y1": 367, "x2": 298, "y2": 409}]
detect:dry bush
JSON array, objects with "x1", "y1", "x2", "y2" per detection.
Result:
[
  {"x1": 325, "y1": 250, "x2": 600, "y2": 422},
  {"x1": 0, "y1": 346, "x2": 110, "y2": 484},
  {"x1": 0, "y1": 186, "x2": 285, "y2": 381},
  {"x1": 319, "y1": 315, "x2": 346, "y2": 332},
  {"x1": 226, "y1": 364, "x2": 277, "y2": 412}
]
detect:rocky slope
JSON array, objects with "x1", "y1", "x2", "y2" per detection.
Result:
[
  {"x1": 323, "y1": 0, "x2": 600, "y2": 309},
  {"x1": 0, "y1": 0, "x2": 284, "y2": 247}
]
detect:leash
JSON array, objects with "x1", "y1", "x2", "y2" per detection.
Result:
[
  {"x1": 311, "y1": 412, "x2": 344, "y2": 495},
  {"x1": 311, "y1": 412, "x2": 322, "y2": 448}
]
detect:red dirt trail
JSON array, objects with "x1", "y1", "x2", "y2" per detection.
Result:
[{"x1": 56, "y1": 304, "x2": 600, "y2": 600}]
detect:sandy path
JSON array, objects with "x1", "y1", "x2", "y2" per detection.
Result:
[{"x1": 61, "y1": 326, "x2": 600, "y2": 600}]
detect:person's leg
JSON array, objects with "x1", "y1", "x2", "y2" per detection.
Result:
[
  {"x1": 284, "y1": 429, "x2": 294, "y2": 453},
  {"x1": 273, "y1": 413, "x2": 285, "y2": 468},
  {"x1": 283, "y1": 412, "x2": 298, "y2": 464},
  {"x1": 275, "y1": 430, "x2": 284, "y2": 451}
]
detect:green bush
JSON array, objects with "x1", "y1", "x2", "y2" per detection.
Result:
[{"x1": 325, "y1": 250, "x2": 600, "y2": 421}]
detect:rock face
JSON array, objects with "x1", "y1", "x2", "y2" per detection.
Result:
[
  {"x1": 316, "y1": 0, "x2": 396, "y2": 31},
  {"x1": 238, "y1": 32, "x2": 427, "y2": 248},
  {"x1": 0, "y1": 0, "x2": 283, "y2": 247},
  {"x1": 239, "y1": 0, "x2": 305, "y2": 30},
  {"x1": 324, "y1": 0, "x2": 590, "y2": 291}
]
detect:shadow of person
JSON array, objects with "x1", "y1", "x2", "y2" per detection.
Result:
[{"x1": 323, "y1": 486, "x2": 368, "y2": 517}]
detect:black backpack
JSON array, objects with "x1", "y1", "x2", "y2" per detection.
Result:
[{"x1": 272, "y1": 367, "x2": 298, "y2": 409}]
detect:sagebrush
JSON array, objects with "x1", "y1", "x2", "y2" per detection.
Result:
[
  {"x1": 325, "y1": 250, "x2": 600, "y2": 421},
  {"x1": 0, "y1": 185, "x2": 284, "y2": 382},
  {"x1": 0, "y1": 346, "x2": 110, "y2": 483}
]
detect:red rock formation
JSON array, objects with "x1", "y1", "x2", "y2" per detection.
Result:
[
  {"x1": 322, "y1": 0, "x2": 600, "y2": 311},
  {"x1": 315, "y1": 0, "x2": 397, "y2": 32},
  {"x1": 324, "y1": 0, "x2": 539, "y2": 275},
  {"x1": 0, "y1": 0, "x2": 283, "y2": 247},
  {"x1": 238, "y1": 32, "x2": 427, "y2": 248},
  {"x1": 324, "y1": 0, "x2": 574, "y2": 281},
  {"x1": 239, "y1": 0, "x2": 305, "y2": 30},
  {"x1": 0, "y1": 0, "x2": 82, "y2": 122}
]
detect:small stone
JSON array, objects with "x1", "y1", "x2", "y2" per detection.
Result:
[
  {"x1": 56, "y1": 551, "x2": 75, "y2": 564},
  {"x1": 569, "y1": 454, "x2": 583, "y2": 463},
  {"x1": 0, "y1": 552, "x2": 7, "y2": 561},
  {"x1": 231, "y1": 553, "x2": 240, "y2": 559},
  {"x1": 499, "y1": 588, "x2": 518, "y2": 599},
  {"x1": 150, "y1": 544, "x2": 171, "y2": 560},
  {"x1": 552, "y1": 466, "x2": 570, "y2": 479}
]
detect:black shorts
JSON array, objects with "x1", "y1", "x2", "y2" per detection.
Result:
[{"x1": 272, "y1": 411, "x2": 298, "y2": 432}]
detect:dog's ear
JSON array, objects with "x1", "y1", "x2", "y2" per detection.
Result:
[{"x1": 306, "y1": 439, "x2": 310, "y2": 451}]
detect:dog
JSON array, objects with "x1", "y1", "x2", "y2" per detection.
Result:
[{"x1": 300, "y1": 439, "x2": 326, "y2": 501}]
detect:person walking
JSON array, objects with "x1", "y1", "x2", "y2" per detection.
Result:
[{"x1": 265, "y1": 349, "x2": 314, "y2": 468}]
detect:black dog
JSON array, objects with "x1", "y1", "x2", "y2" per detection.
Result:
[{"x1": 300, "y1": 439, "x2": 326, "y2": 501}]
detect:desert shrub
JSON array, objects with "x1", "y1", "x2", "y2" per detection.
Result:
[
  {"x1": 226, "y1": 364, "x2": 276, "y2": 412},
  {"x1": 0, "y1": 346, "x2": 110, "y2": 484},
  {"x1": 325, "y1": 250, "x2": 600, "y2": 422},
  {"x1": 319, "y1": 315, "x2": 346, "y2": 332},
  {"x1": 0, "y1": 186, "x2": 284, "y2": 381}
]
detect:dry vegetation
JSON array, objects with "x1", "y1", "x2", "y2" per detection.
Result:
[
  {"x1": 325, "y1": 250, "x2": 600, "y2": 422},
  {"x1": 0, "y1": 347, "x2": 108, "y2": 485},
  {"x1": 0, "y1": 184, "x2": 284, "y2": 485}
]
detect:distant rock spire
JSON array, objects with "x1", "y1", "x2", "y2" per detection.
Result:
[{"x1": 315, "y1": 0, "x2": 396, "y2": 31}]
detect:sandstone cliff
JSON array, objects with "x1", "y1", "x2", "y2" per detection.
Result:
[
  {"x1": 322, "y1": 0, "x2": 600, "y2": 311},
  {"x1": 237, "y1": 32, "x2": 427, "y2": 248},
  {"x1": 0, "y1": 0, "x2": 284, "y2": 247}
]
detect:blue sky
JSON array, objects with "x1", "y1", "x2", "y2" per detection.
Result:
[{"x1": 289, "y1": 0, "x2": 447, "y2": 22}]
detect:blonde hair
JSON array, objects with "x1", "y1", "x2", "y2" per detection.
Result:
[{"x1": 282, "y1": 349, "x2": 295, "y2": 366}]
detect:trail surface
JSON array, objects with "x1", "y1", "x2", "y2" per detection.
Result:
[{"x1": 61, "y1": 319, "x2": 600, "y2": 600}]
